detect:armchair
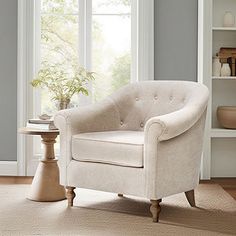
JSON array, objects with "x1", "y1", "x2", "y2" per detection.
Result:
[{"x1": 54, "y1": 81, "x2": 209, "y2": 222}]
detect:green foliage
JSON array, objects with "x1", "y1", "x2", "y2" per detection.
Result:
[
  {"x1": 111, "y1": 53, "x2": 131, "y2": 90},
  {"x1": 31, "y1": 62, "x2": 95, "y2": 102}
]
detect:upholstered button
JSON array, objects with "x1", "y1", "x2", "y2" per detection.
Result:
[
  {"x1": 135, "y1": 97, "x2": 139, "y2": 101},
  {"x1": 169, "y1": 95, "x2": 173, "y2": 101},
  {"x1": 140, "y1": 122, "x2": 144, "y2": 128},
  {"x1": 154, "y1": 95, "x2": 158, "y2": 100},
  {"x1": 120, "y1": 120, "x2": 124, "y2": 125}
]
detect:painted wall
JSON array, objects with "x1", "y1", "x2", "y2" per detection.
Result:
[
  {"x1": 0, "y1": 0, "x2": 17, "y2": 161},
  {"x1": 154, "y1": 0, "x2": 198, "y2": 81}
]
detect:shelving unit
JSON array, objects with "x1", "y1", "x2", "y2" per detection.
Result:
[
  {"x1": 199, "y1": 0, "x2": 236, "y2": 179},
  {"x1": 213, "y1": 27, "x2": 236, "y2": 31},
  {"x1": 212, "y1": 76, "x2": 236, "y2": 79},
  {"x1": 211, "y1": 128, "x2": 236, "y2": 137}
]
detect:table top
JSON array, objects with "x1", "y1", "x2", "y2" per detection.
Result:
[{"x1": 19, "y1": 127, "x2": 59, "y2": 136}]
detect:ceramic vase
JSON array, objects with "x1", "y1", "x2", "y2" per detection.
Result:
[
  {"x1": 221, "y1": 63, "x2": 231, "y2": 77},
  {"x1": 58, "y1": 99, "x2": 70, "y2": 110},
  {"x1": 212, "y1": 56, "x2": 221, "y2": 76},
  {"x1": 223, "y1": 11, "x2": 235, "y2": 27}
]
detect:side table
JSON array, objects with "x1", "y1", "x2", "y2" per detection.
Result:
[{"x1": 19, "y1": 127, "x2": 66, "y2": 202}]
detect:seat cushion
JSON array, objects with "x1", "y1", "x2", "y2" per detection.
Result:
[{"x1": 72, "y1": 131, "x2": 144, "y2": 167}]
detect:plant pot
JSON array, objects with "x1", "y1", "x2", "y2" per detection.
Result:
[{"x1": 58, "y1": 99, "x2": 70, "y2": 110}]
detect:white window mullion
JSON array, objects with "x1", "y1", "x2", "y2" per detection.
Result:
[
  {"x1": 131, "y1": 0, "x2": 138, "y2": 83},
  {"x1": 85, "y1": 0, "x2": 92, "y2": 71},
  {"x1": 78, "y1": 0, "x2": 92, "y2": 70},
  {"x1": 78, "y1": 0, "x2": 92, "y2": 105},
  {"x1": 78, "y1": 0, "x2": 86, "y2": 68}
]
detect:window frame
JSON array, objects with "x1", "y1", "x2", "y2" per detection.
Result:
[{"x1": 17, "y1": 0, "x2": 154, "y2": 175}]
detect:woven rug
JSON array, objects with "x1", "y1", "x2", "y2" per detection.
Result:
[{"x1": 0, "y1": 184, "x2": 235, "y2": 236}]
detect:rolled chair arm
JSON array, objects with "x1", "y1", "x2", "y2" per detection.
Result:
[
  {"x1": 143, "y1": 86, "x2": 209, "y2": 199},
  {"x1": 54, "y1": 98, "x2": 120, "y2": 134},
  {"x1": 145, "y1": 105, "x2": 207, "y2": 141},
  {"x1": 54, "y1": 98, "x2": 120, "y2": 186},
  {"x1": 145, "y1": 85, "x2": 209, "y2": 141}
]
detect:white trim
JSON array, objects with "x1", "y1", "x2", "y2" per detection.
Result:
[
  {"x1": 198, "y1": 0, "x2": 212, "y2": 180},
  {"x1": 135, "y1": 0, "x2": 154, "y2": 81},
  {"x1": 17, "y1": 0, "x2": 38, "y2": 176},
  {"x1": 131, "y1": 0, "x2": 138, "y2": 83},
  {"x1": 78, "y1": 0, "x2": 92, "y2": 105},
  {"x1": 17, "y1": 0, "x2": 27, "y2": 176},
  {"x1": 0, "y1": 162, "x2": 17, "y2": 176}
]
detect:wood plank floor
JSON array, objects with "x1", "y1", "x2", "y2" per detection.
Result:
[
  {"x1": 0, "y1": 177, "x2": 236, "y2": 200},
  {"x1": 201, "y1": 178, "x2": 236, "y2": 200}
]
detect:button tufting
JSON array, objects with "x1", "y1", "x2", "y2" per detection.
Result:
[
  {"x1": 169, "y1": 95, "x2": 173, "y2": 101},
  {"x1": 120, "y1": 120, "x2": 124, "y2": 125},
  {"x1": 154, "y1": 95, "x2": 158, "y2": 100},
  {"x1": 135, "y1": 97, "x2": 139, "y2": 101},
  {"x1": 140, "y1": 122, "x2": 144, "y2": 128}
]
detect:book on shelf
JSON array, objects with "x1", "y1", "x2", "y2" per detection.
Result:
[{"x1": 26, "y1": 121, "x2": 57, "y2": 130}]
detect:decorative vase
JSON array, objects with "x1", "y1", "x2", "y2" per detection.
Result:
[
  {"x1": 221, "y1": 63, "x2": 231, "y2": 77},
  {"x1": 58, "y1": 99, "x2": 70, "y2": 110},
  {"x1": 217, "y1": 106, "x2": 236, "y2": 129},
  {"x1": 223, "y1": 11, "x2": 235, "y2": 27},
  {"x1": 212, "y1": 56, "x2": 221, "y2": 76}
]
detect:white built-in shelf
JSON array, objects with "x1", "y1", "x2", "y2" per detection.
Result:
[
  {"x1": 213, "y1": 27, "x2": 236, "y2": 31},
  {"x1": 211, "y1": 128, "x2": 236, "y2": 138},
  {"x1": 212, "y1": 76, "x2": 236, "y2": 80}
]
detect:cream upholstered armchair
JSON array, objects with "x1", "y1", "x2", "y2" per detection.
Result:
[{"x1": 54, "y1": 81, "x2": 209, "y2": 222}]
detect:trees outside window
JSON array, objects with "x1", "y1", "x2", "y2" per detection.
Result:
[{"x1": 40, "y1": 0, "x2": 131, "y2": 114}]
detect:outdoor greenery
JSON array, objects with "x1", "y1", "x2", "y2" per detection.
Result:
[
  {"x1": 111, "y1": 53, "x2": 131, "y2": 90},
  {"x1": 40, "y1": 0, "x2": 131, "y2": 113}
]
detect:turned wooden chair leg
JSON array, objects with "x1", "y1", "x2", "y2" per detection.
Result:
[
  {"x1": 150, "y1": 199, "x2": 162, "y2": 222},
  {"x1": 66, "y1": 186, "x2": 76, "y2": 207},
  {"x1": 185, "y1": 189, "x2": 196, "y2": 207},
  {"x1": 118, "y1": 193, "x2": 123, "y2": 197}
]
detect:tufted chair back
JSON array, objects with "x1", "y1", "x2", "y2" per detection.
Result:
[{"x1": 109, "y1": 81, "x2": 205, "y2": 131}]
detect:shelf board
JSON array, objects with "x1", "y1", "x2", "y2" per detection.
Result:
[
  {"x1": 213, "y1": 27, "x2": 236, "y2": 31},
  {"x1": 211, "y1": 128, "x2": 236, "y2": 138},
  {"x1": 212, "y1": 76, "x2": 236, "y2": 80}
]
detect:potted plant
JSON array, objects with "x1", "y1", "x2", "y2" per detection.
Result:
[{"x1": 31, "y1": 61, "x2": 95, "y2": 110}]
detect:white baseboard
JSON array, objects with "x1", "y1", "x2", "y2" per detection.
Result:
[{"x1": 0, "y1": 161, "x2": 17, "y2": 176}]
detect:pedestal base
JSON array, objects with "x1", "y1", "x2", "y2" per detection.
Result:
[{"x1": 28, "y1": 159, "x2": 66, "y2": 202}]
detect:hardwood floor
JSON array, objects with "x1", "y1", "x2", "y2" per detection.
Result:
[
  {"x1": 200, "y1": 178, "x2": 236, "y2": 200},
  {"x1": 0, "y1": 177, "x2": 236, "y2": 200},
  {"x1": 0, "y1": 176, "x2": 33, "y2": 184}
]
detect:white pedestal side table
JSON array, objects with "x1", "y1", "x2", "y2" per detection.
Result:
[{"x1": 19, "y1": 127, "x2": 66, "y2": 202}]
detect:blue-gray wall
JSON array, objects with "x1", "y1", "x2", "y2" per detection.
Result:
[
  {"x1": 154, "y1": 0, "x2": 198, "y2": 81},
  {"x1": 0, "y1": 0, "x2": 17, "y2": 161}
]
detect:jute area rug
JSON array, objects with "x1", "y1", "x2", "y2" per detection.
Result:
[{"x1": 0, "y1": 184, "x2": 235, "y2": 236}]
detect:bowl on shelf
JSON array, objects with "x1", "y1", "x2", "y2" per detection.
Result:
[{"x1": 217, "y1": 106, "x2": 236, "y2": 129}]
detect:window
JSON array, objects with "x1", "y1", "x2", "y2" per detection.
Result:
[
  {"x1": 91, "y1": 0, "x2": 131, "y2": 101},
  {"x1": 40, "y1": 0, "x2": 132, "y2": 114},
  {"x1": 17, "y1": 0, "x2": 154, "y2": 175}
]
